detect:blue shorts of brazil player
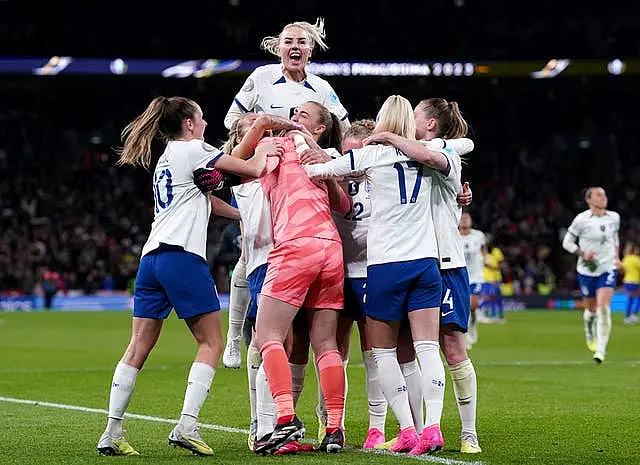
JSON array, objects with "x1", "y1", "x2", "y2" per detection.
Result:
[
  {"x1": 440, "y1": 267, "x2": 471, "y2": 333},
  {"x1": 577, "y1": 270, "x2": 618, "y2": 298},
  {"x1": 623, "y1": 282, "x2": 640, "y2": 293},
  {"x1": 341, "y1": 278, "x2": 367, "y2": 321},
  {"x1": 134, "y1": 244, "x2": 220, "y2": 320},
  {"x1": 245, "y1": 263, "x2": 268, "y2": 328},
  {"x1": 367, "y1": 258, "x2": 442, "y2": 321},
  {"x1": 469, "y1": 282, "x2": 484, "y2": 296}
]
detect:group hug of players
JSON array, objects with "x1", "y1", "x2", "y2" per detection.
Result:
[{"x1": 95, "y1": 17, "x2": 624, "y2": 459}]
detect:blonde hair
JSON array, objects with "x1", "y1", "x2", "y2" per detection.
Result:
[
  {"x1": 374, "y1": 95, "x2": 416, "y2": 140},
  {"x1": 344, "y1": 119, "x2": 376, "y2": 140},
  {"x1": 417, "y1": 98, "x2": 468, "y2": 139},
  {"x1": 222, "y1": 113, "x2": 260, "y2": 155},
  {"x1": 260, "y1": 18, "x2": 328, "y2": 58},
  {"x1": 117, "y1": 96, "x2": 198, "y2": 169}
]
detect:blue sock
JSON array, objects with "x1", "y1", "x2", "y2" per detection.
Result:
[
  {"x1": 497, "y1": 295, "x2": 504, "y2": 319},
  {"x1": 490, "y1": 300, "x2": 497, "y2": 318},
  {"x1": 634, "y1": 295, "x2": 640, "y2": 316},
  {"x1": 626, "y1": 295, "x2": 634, "y2": 318}
]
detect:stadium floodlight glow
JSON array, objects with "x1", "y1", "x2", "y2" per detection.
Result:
[
  {"x1": 530, "y1": 59, "x2": 570, "y2": 79},
  {"x1": 1, "y1": 57, "x2": 636, "y2": 78},
  {"x1": 32, "y1": 56, "x2": 72, "y2": 75},
  {"x1": 161, "y1": 60, "x2": 200, "y2": 78},
  {"x1": 109, "y1": 58, "x2": 128, "y2": 75},
  {"x1": 607, "y1": 59, "x2": 625, "y2": 75}
]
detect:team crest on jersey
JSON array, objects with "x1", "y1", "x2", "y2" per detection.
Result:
[
  {"x1": 600, "y1": 225, "x2": 606, "y2": 232},
  {"x1": 242, "y1": 78, "x2": 255, "y2": 92}
]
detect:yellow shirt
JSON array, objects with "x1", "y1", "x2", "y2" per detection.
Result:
[
  {"x1": 483, "y1": 248, "x2": 504, "y2": 282},
  {"x1": 622, "y1": 254, "x2": 640, "y2": 284}
]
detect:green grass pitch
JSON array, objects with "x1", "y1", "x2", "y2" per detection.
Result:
[{"x1": 0, "y1": 310, "x2": 638, "y2": 465}]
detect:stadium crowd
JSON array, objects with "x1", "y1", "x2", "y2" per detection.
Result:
[
  {"x1": 1, "y1": 72, "x2": 639, "y2": 297},
  {"x1": 1, "y1": 2, "x2": 639, "y2": 60}
]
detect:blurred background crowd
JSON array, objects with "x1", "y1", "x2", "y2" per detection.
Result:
[{"x1": 1, "y1": 1, "x2": 638, "y2": 297}]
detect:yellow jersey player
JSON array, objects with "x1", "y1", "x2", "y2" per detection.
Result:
[
  {"x1": 621, "y1": 243, "x2": 640, "y2": 324},
  {"x1": 482, "y1": 245, "x2": 505, "y2": 322}
]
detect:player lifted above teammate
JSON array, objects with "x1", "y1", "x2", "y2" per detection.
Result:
[{"x1": 224, "y1": 18, "x2": 349, "y2": 131}]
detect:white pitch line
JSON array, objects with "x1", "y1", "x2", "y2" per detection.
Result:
[
  {"x1": 0, "y1": 365, "x2": 177, "y2": 375},
  {"x1": 361, "y1": 448, "x2": 485, "y2": 465},
  {"x1": 0, "y1": 396, "x2": 484, "y2": 465},
  {"x1": 0, "y1": 396, "x2": 247, "y2": 434}
]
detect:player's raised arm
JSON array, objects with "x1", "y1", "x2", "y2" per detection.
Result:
[
  {"x1": 214, "y1": 141, "x2": 284, "y2": 179},
  {"x1": 231, "y1": 114, "x2": 301, "y2": 160},
  {"x1": 304, "y1": 148, "x2": 370, "y2": 179}
]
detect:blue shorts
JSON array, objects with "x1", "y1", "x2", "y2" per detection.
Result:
[
  {"x1": 342, "y1": 278, "x2": 367, "y2": 321},
  {"x1": 134, "y1": 245, "x2": 220, "y2": 320},
  {"x1": 441, "y1": 267, "x2": 471, "y2": 332},
  {"x1": 624, "y1": 283, "x2": 640, "y2": 293},
  {"x1": 469, "y1": 282, "x2": 484, "y2": 296},
  {"x1": 367, "y1": 258, "x2": 442, "y2": 321},
  {"x1": 246, "y1": 264, "x2": 268, "y2": 322},
  {"x1": 577, "y1": 271, "x2": 618, "y2": 298},
  {"x1": 484, "y1": 282, "x2": 501, "y2": 296}
]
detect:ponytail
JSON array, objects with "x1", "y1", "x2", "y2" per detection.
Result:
[
  {"x1": 117, "y1": 97, "x2": 167, "y2": 168},
  {"x1": 417, "y1": 98, "x2": 469, "y2": 139},
  {"x1": 117, "y1": 96, "x2": 198, "y2": 169},
  {"x1": 327, "y1": 112, "x2": 343, "y2": 152}
]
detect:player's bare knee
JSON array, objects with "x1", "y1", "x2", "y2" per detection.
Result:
[
  {"x1": 122, "y1": 340, "x2": 153, "y2": 369},
  {"x1": 441, "y1": 327, "x2": 467, "y2": 365}
]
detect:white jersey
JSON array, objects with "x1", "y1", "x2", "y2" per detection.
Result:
[
  {"x1": 461, "y1": 230, "x2": 487, "y2": 283},
  {"x1": 430, "y1": 148, "x2": 465, "y2": 270},
  {"x1": 565, "y1": 210, "x2": 620, "y2": 276},
  {"x1": 232, "y1": 181, "x2": 273, "y2": 277},
  {"x1": 141, "y1": 139, "x2": 223, "y2": 260},
  {"x1": 332, "y1": 177, "x2": 371, "y2": 278},
  {"x1": 224, "y1": 64, "x2": 350, "y2": 131},
  {"x1": 306, "y1": 145, "x2": 442, "y2": 266}
]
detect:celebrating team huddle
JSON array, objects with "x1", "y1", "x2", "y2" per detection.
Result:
[{"x1": 96, "y1": 17, "x2": 485, "y2": 458}]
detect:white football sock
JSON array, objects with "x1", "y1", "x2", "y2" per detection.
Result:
[
  {"x1": 400, "y1": 359, "x2": 424, "y2": 434},
  {"x1": 414, "y1": 340, "x2": 445, "y2": 427},
  {"x1": 449, "y1": 358, "x2": 477, "y2": 436},
  {"x1": 583, "y1": 309, "x2": 597, "y2": 341},
  {"x1": 106, "y1": 362, "x2": 139, "y2": 437},
  {"x1": 290, "y1": 363, "x2": 307, "y2": 407},
  {"x1": 247, "y1": 344, "x2": 261, "y2": 422},
  {"x1": 179, "y1": 362, "x2": 215, "y2": 432},
  {"x1": 363, "y1": 350, "x2": 387, "y2": 432},
  {"x1": 596, "y1": 306, "x2": 612, "y2": 356},
  {"x1": 371, "y1": 347, "x2": 414, "y2": 430},
  {"x1": 227, "y1": 259, "x2": 249, "y2": 341},
  {"x1": 256, "y1": 363, "x2": 276, "y2": 439}
]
